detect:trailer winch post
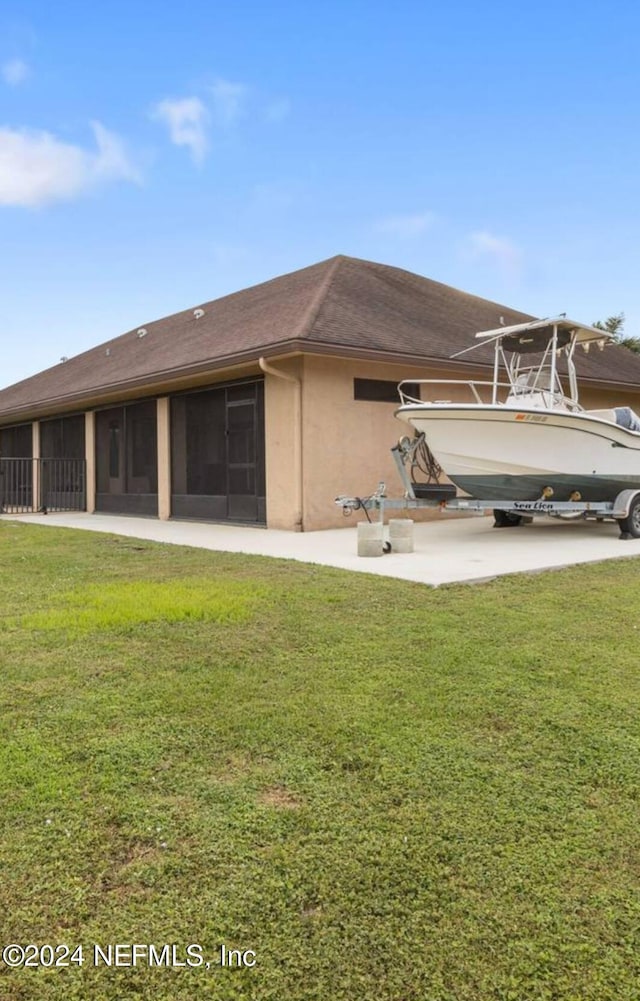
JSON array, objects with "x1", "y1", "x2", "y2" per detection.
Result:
[{"x1": 390, "y1": 440, "x2": 417, "y2": 500}]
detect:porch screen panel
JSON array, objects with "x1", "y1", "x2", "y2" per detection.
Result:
[
  {"x1": 126, "y1": 401, "x2": 158, "y2": 496},
  {"x1": 0, "y1": 423, "x2": 33, "y2": 510},
  {"x1": 0, "y1": 423, "x2": 32, "y2": 457},
  {"x1": 40, "y1": 415, "x2": 85, "y2": 459},
  {"x1": 226, "y1": 385, "x2": 258, "y2": 522},
  {"x1": 96, "y1": 407, "x2": 124, "y2": 495},
  {"x1": 171, "y1": 389, "x2": 227, "y2": 520},
  {"x1": 170, "y1": 380, "x2": 265, "y2": 523},
  {"x1": 95, "y1": 401, "x2": 158, "y2": 515},
  {"x1": 40, "y1": 415, "x2": 86, "y2": 511}
]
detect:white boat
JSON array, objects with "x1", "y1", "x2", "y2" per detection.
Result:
[{"x1": 395, "y1": 317, "x2": 640, "y2": 504}]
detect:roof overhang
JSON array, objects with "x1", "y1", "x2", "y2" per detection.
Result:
[{"x1": 1, "y1": 333, "x2": 639, "y2": 427}]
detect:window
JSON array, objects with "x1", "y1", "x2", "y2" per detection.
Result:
[{"x1": 353, "y1": 378, "x2": 420, "y2": 403}]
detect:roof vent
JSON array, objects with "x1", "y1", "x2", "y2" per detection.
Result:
[
  {"x1": 106, "y1": 348, "x2": 111, "y2": 356},
  {"x1": 60, "y1": 356, "x2": 68, "y2": 363},
  {"x1": 193, "y1": 308, "x2": 205, "y2": 319},
  {"x1": 137, "y1": 328, "x2": 148, "y2": 338}
]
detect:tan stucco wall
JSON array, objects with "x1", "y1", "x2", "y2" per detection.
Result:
[
  {"x1": 85, "y1": 411, "x2": 96, "y2": 512},
  {"x1": 580, "y1": 386, "x2": 640, "y2": 410},
  {"x1": 157, "y1": 397, "x2": 171, "y2": 520},
  {"x1": 32, "y1": 421, "x2": 40, "y2": 512},
  {"x1": 298, "y1": 356, "x2": 471, "y2": 531},
  {"x1": 263, "y1": 358, "x2": 303, "y2": 530}
]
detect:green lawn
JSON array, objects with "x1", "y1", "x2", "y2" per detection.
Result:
[{"x1": 1, "y1": 521, "x2": 640, "y2": 1000}]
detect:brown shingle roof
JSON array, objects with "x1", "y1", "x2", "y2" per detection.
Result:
[{"x1": 1, "y1": 254, "x2": 639, "y2": 423}]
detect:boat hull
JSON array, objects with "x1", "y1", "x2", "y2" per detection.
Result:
[{"x1": 395, "y1": 404, "x2": 640, "y2": 502}]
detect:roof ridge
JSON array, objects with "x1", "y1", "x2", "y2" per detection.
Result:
[
  {"x1": 359, "y1": 257, "x2": 536, "y2": 318},
  {"x1": 295, "y1": 255, "x2": 345, "y2": 340},
  {"x1": 127, "y1": 256, "x2": 351, "y2": 338}
]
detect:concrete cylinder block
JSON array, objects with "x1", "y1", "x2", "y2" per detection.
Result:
[
  {"x1": 389, "y1": 518, "x2": 414, "y2": 553},
  {"x1": 357, "y1": 521, "x2": 384, "y2": 557}
]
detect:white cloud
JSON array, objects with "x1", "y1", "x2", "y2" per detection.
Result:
[
  {"x1": 152, "y1": 81, "x2": 249, "y2": 163},
  {"x1": 374, "y1": 211, "x2": 435, "y2": 238},
  {"x1": 465, "y1": 230, "x2": 523, "y2": 274},
  {"x1": 210, "y1": 78, "x2": 247, "y2": 125},
  {"x1": 0, "y1": 121, "x2": 140, "y2": 208},
  {"x1": 152, "y1": 96, "x2": 209, "y2": 164},
  {"x1": 265, "y1": 98, "x2": 291, "y2": 123},
  {"x1": 2, "y1": 58, "x2": 29, "y2": 86}
]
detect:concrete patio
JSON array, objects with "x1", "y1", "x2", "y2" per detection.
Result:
[{"x1": 5, "y1": 510, "x2": 640, "y2": 586}]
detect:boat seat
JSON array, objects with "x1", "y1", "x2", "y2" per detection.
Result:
[{"x1": 583, "y1": 409, "x2": 617, "y2": 423}]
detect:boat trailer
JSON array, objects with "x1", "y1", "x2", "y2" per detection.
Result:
[{"x1": 335, "y1": 433, "x2": 640, "y2": 540}]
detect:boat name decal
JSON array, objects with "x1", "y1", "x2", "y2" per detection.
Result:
[
  {"x1": 515, "y1": 413, "x2": 549, "y2": 423},
  {"x1": 512, "y1": 501, "x2": 555, "y2": 512}
]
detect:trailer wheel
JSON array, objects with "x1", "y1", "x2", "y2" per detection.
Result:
[
  {"x1": 493, "y1": 509, "x2": 523, "y2": 528},
  {"x1": 617, "y1": 495, "x2": 640, "y2": 539}
]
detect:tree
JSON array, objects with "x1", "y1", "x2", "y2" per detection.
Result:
[{"x1": 593, "y1": 313, "x2": 640, "y2": 354}]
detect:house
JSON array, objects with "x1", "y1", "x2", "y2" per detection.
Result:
[{"x1": 2, "y1": 254, "x2": 640, "y2": 531}]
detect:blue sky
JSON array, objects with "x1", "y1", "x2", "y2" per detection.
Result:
[{"x1": 1, "y1": 0, "x2": 639, "y2": 388}]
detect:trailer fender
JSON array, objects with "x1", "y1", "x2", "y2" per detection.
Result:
[
  {"x1": 611, "y1": 489, "x2": 640, "y2": 520},
  {"x1": 613, "y1": 490, "x2": 640, "y2": 540}
]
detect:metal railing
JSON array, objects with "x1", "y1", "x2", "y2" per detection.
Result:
[
  {"x1": 396, "y1": 379, "x2": 582, "y2": 411},
  {"x1": 0, "y1": 458, "x2": 86, "y2": 514},
  {"x1": 397, "y1": 379, "x2": 495, "y2": 405},
  {"x1": 0, "y1": 458, "x2": 33, "y2": 512}
]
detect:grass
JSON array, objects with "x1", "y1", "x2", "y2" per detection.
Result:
[{"x1": 1, "y1": 520, "x2": 640, "y2": 1000}]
